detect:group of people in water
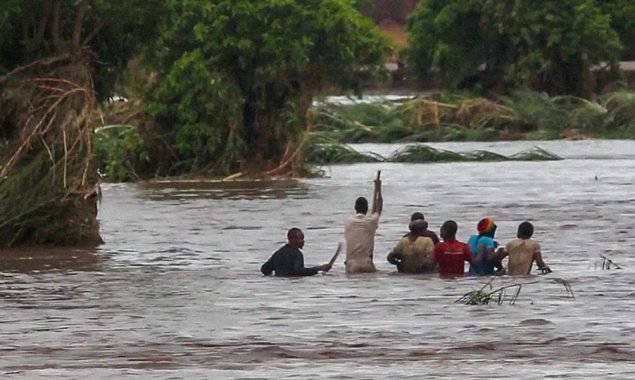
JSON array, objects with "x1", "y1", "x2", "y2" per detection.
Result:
[{"x1": 261, "y1": 172, "x2": 551, "y2": 277}]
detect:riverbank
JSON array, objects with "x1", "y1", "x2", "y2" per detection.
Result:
[{"x1": 95, "y1": 89, "x2": 635, "y2": 181}]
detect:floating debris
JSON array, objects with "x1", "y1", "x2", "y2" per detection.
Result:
[
  {"x1": 389, "y1": 144, "x2": 466, "y2": 163},
  {"x1": 306, "y1": 142, "x2": 563, "y2": 165},
  {"x1": 596, "y1": 255, "x2": 623, "y2": 270},
  {"x1": 508, "y1": 146, "x2": 563, "y2": 161},
  {"x1": 456, "y1": 277, "x2": 574, "y2": 305},
  {"x1": 304, "y1": 142, "x2": 385, "y2": 165},
  {"x1": 389, "y1": 144, "x2": 561, "y2": 164}
]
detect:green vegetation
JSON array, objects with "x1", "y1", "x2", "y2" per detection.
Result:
[
  {"x1": 4, "y1": 0, "x2": 635, "y2": 247},
  {"x1": 138, "y1": 0, "x2": 386, "y2": 177},
  {"x1": 597, "y1": 0, "x2": 635, "y2": 60},
  {"x1": 95, "y1": 125, "x2": 150, "y2": 182},
  {"x1": 0, "y1": 1, "x2": 166, "y2": 99},
  {"x1": 312, "y1": 90, "x2": 635, "y2": 144},
  {"x1": 406, "y1": 0, "x2": 635, "y2": 97},
  {"x1": 84, "y1": 1, "x2": 635, "y2": 182},
  {"x1": 456, "y1": 277, "x2": 575, "y2": 305},
  {"x1": 304, "y1": 142, "x2": 562, "y2": 165},
  {"x1": 388, "y1": 145, "x2": 561, "y2": 163},
  {"x1": 0, "y1": 1, "x2": 165, "y2": 247},
  {"x1": 305, "y1": 139, "x2": 384, "y2": 165}
]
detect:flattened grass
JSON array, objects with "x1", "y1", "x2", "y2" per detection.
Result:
[
  {"x1": 314, "y1": 89, "x2": 635, "y2": 143},
  {"x1": 305, "y1": 141, "x2": 562, "y2": 165}
]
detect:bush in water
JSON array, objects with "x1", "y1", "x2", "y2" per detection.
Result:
[{"x1": 140, "y1": 0, "x2": 387, "y2": 176}]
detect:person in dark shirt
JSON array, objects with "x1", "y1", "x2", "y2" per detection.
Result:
[
  {"x1": 409, "y1": 212, "x2": 440, "y2": 245},
  {"x1": 261, "y1": 228, "x2": 332, "y2": 276}
]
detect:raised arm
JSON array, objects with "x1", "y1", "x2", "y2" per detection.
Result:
[{"x1": 371, "y1": 172, "x2": 383, "y2": 215}]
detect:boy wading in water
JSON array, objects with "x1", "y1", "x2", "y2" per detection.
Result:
[
  {"x1": 433, "y1": 220, "x2": 484, "y2": 277},
  {"x1": 500, "y1": 221, "x2": 551, "y2": 275},
  {"x1": 344, "y1": 172, "x2": 382, "y2": 274}
]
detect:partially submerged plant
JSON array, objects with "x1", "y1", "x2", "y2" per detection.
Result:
[
  {"x1": 456, "y1": 277, "x2": 575, "y2": 305},
  {"x1": 0, "y1": 61, "x2": 102, "y2": 247},
  {"x1": 389, "y1": 144, "x2": 561, "y2": 164},
  {"x1": 456, "y1": 278, "x2": 522, "y2": 305},
  {"x1": 508, "y1": 146, "x2": 563, "y2": 161},
  {"x1": 304, "y1": 140, "x2": 385, "y2": 165},
  {"x1": 389, "y1": 144, "x2": 466, "y2": 163},
  {"x1": 596, "y1": 255, "x2": 623, "y2": 270}
]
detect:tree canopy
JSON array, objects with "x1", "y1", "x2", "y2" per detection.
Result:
[
  {"x1": 143, "y1": 0, "x2": 386, "y2": 175},
  {"x1": 596, "y1": 0, "x2": 635, "y2": 60},
  {"x1": 407, "y1": 0, "x2": 632, "y2": 97},
  {"x1": 0, "y1": 0, "x2": 166, "y2": 99}
]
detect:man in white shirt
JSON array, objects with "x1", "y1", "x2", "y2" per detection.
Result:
[{"x1": 344, "y1": 174, "x2": 383, "y2": 274}]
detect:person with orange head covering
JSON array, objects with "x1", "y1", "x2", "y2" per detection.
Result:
[{"x1": 467, "y1": 218, "x2": 503, "y2": 275}]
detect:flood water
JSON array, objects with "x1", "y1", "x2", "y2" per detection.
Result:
[{"x1": 1, "y1": 140, "x2": 635, "y2": 379}]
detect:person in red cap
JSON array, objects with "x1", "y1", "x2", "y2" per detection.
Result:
[{"x1": 467, "y1": 218, "x2": 504, "y2": 275}]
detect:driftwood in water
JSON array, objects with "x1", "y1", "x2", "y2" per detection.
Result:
[{"x1": 0, "y1": 56, "x2": 102, "y2": 247}]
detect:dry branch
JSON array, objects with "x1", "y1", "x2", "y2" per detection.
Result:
[{"x1": 0, "y1": 56, "x2": 102, "y2": 247}]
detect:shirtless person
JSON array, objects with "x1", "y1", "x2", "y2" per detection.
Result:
[
  {"x1": 409, "y1": 212, "x2": 440, "y2": 245},
  {"x1": 344, "y1": 173, "x2": 382, "y2": 274},
  {"x1": 387, "y1": 219, "x2": 435, "y2": 273},
  {"x1": 500, "y1": 221, "x2": 551, "y2": 275}
]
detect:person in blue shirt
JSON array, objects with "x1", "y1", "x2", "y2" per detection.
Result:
[{"x1": 467, "y1": 218, "x2": 504, "y2": 275}]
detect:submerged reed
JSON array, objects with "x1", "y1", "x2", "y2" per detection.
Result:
[
  {"x1": 456, "y1": 277, "x2": 575, "y2": 305},
  {"x1": 304, "y1": 139, "x2": 562, "y2": 165},
  {"x1": 596, "y1": 255, "x2": 623, "y2": 270},
  {"x1": 314, "y1": 90, "x2": 635, "y2": 143}
]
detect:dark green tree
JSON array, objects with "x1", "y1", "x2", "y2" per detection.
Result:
[
  {"x1": 407, "y1": 0, "x2": 622, "y2": 97},
  {"x1": 145, "y1": 0, "x2": 386, "y2": 175},
  {"x1": 0, "y1": 0, "x2": 166, "y2": 99},
  {"x1": 596, "y1": 0, "x2": 635, "y2": 59}
]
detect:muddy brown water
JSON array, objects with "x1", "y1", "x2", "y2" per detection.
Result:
[{"x1": 1, "y1": 140, "x2": 635, "y2": 379}]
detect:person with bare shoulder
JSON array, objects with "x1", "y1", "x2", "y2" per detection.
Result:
[
  {"x1": 387, "y1": 219, "x2": 436, "y2": 273},
  {"x1": 261, "y1": 228, "x2": 332, "y2": 277},
  {"x1": 408, "y1": 212, "x2": 440, "y2": 245},
  {"x1": 344, "y1": 172, "x2": 382, "y2": 274},
  {"x1": 498, "y1": 221, "x2": 551, "y2": 275},
  {"x1": 433, "y1": 220, "x2": 484, "y2": 277}
]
